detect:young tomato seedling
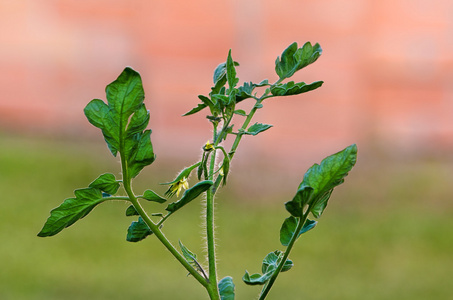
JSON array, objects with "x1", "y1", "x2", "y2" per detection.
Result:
[{"x1": 38, "y1": 42, "x2": 357, "y2": 300}]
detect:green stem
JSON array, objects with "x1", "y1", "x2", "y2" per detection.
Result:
[
  {"x1": 157, "y1": 212, "x2": 172, "y2": 227},
  {"x1": 229, "y1": 98, "x2": 264, "y2": 158},
  {"x1": 102, "y1": 196, "x2": 131, "y2": 201},
  {"x1": 258, "y1": 206, "x2": 312, "y2": 300},
  {"x1": 210, "y1": 96, "x2": 264, "y2": 195},
  {"x1": 119, "y1": 147, "x2": 209, "y2": 290},
  {"x1": 201, "y1": 79, "x2": 284, "y2": 299},
  {"x1": 205, "y1": 123, "x2": 221, "y2": 299}
]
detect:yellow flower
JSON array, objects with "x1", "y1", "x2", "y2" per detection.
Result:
[
  {"x1": 204, "y1": 140, "x2": 215, "y2": 151},
  {"x1": 169, "y1": 177, "x2": 189, "y2": 197}
]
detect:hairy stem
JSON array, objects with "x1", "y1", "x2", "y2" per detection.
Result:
[
  {"x1": 119, "y1": 148, "x2": 209, "y2": 290},
  {"x1": 202, "y1": 79, "x2": 284, "y2": 298},
  {"x1": 211, "y1": 97, "x2": 264, "y2": 193},
  {"x1": 205, "y1": 123, "x2": 221, "y2": 299}
]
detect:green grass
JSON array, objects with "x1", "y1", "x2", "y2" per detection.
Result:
[{"x1": 1, "y1": 135, "x2": 452, "y2": 299}]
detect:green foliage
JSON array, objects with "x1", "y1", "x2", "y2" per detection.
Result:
[
  {"x1": 275, "y1": 42, "x2": 322, "y2": 80},
  {"x1": 179, "y1": 240, "x2": 198, "y2": 266},
  {"x1": 165, "y1": 180, "x2": 213, "y2": 213},
  {"x1": 284, "y1": 186, "x2": 314, "y2": 218},
  {"x1": 38, "y1": 41, "x2": 357, "y2": 300},
  {"x1": 142, "y1": 190, "x2": 167, "y2": 203},
  {"x1": 262, "y1": 251, "x2": 293, "y2": 273},
  {"x1": 218, "y1": 277, "x2": 235, "y2": 300},
  {"x1": 250, "y1": 144, "x2": 357, "y2": 299},
  {"x1": 245, "y1": 123, "x2": 273, "y2": 136},
  {"x1": 242, "y1": 270, "x2": 272, "y2": 286},
  {"x1": 280, "y1": 217, "x2": 317, "y2": 247},
  {"x1": 88, "y1": 173, "x2": 120, "y2": 195},
  {"x1": 127, "y1": 217, "x2": 153, "y2": 242},
  {"x1": 285, "y1": 144, "x2": 357, "y2": 218},
  {"x1": 226, "y1": 50, "x2": 239, "y2": 90},
  {"x1": 179, "y1": 241, "x2": 207, "y2": 279},
  {"x1": 38, "y1": 187, "x2": 108, "y2": 237},
  {"x1": 242, "y1": 251, "x2": 293, "y2": 286},
  {"x1": 236, "y1": 80, "x2": 270, "y2": 102},
  {"x1": 125, "y1": 205, "x2": 139, "y2": 216},
  {"x1": 84, "y1": 67, "x2": 156, "y2": 178},
  {"x1": 270, "y1": 80, "x2": 324, "y2": 96}
]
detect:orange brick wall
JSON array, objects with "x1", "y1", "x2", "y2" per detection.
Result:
[{"x1": 1, "y1": 0, "x2": 453, "y2": 166}]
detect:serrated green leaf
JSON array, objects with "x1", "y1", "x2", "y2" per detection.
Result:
[
  {"x1": 126, "y1": 217, "x2": 152, "y2": 242},
  {"x1": 301, "y1": 144, "x2": 357, "y2": 218},
  {"x1": 246, "y1": 123, "x2": 273, "y2": 136},
  {"x1": 213, "y1": 62, "x2": 227, "y2": 85},
  {"x1": 295, "y1": 42, "x2": 322, "y2": 70},
  {"x1": 165, "y1": 180, "x2": 213, "y2": 213},
  {"x1": 235, "y1": 80, "x2": 269, "y2": 103},
  {"x1": 126, "y1": 104, "x2": 150, "y2": 138},
  {"x1": 235, "y1": 82, "x2": 255, "y2": 103},
  {"x1": 38, "y1": 187, "x2": 107, "y2": 237},
  {"x1": 270, "y1": 81, "x2": 324, "y2": 97},
  {"x1": 275, "y1": 42, "x2": 322, "y2": 80},
  {"x1": 84, "y1": 99, "x2": 119, "y2": 156},
  {"x1": 284, "y1": 185, "x2": 314, "y2": 217},
  {"x1": 234, "y1": 109, "x2": 247, "y2": 116},
  {"x1": 106, "y1": 68, "x2": 144, "y2": 123},
  {"x1": 125, "y1": 205, "x2": 139, "y2": 216},
  {"x1": 305, "y1": 144, "x2": 357, "y2": 218},
  {"x1": 179, "y1": 241, "x2": 207, "y2": 279},
  {"x1": 88, "y1": 173, "x2": 120, "y2": 195},
  {"x1": 262, "y1": 250, "x2": 293, "y2": 273},
  {"x1": 227, "y1": 90, "x2": 236, "y2": 107},
  {"x1": 281, "y1": 257, "x2": 294, "y2": 272},
  {"x1": 243, "y1": 250, "x2": 293, "y2": 286},
  {"x1": 310, "y1": 189, "x2": 333, "y2": 218},
  {"x1": 83, "y1": 67, "x2": 156, "y2": 177},
  {"x1": 212, "y1": 94, "x2": 229, "y2": 106},
  {"x1": 213, "y1": 61, "x2": 240, "y2": 85},
  {"x1": 183, "y1": 103, "x2": 208, "y2": 116},
  {"x1": 218, "y1": 276, "x2": 235, "y2": 300},
  {"x1": 84, "y1": 67, "x2": 144, "y2": 156},
  {"x1": 142, "y1": 190, "x2": 166, "y2": 203},
  {"x1": 257, "y1": 79, "x2": 269, "y2": 86},
  {"x1": 212, "y1": 76, "x2": 228, "y2": 97},
  {"x1": 179, "y1": 240, "x2": 199, "y2": 271},
  {"x1": 128, "y1": 130, "x2": 156, "y2": 178},
  {"x1": 226, "y1": 49, "x2": 239, "y2": 90},
  {"x1": 242, "y1": 271, "x2": 272, "y2": 286},
  {"x1": 275, "y1": 42, "x2": 298, "y2": 80},
  {"x1": 212, "y1": 63, "x2": 229, "y2": 97},
  {"x1": 280, "y1": 216, "x2": 317, "y2": 246},
  {"x1": 179, "y1": 240, "x2": 197, "y2": 261},
  {"x1": 84, "y1": 98, "x2": 109, "y2": 129},
  {"x1": 198, "y1": 95, "x2": 215, "y2": 106}
]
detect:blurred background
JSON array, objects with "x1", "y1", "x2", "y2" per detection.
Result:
[{"x1": 1, "y1": 0, "x2": 452, "y2": 299}]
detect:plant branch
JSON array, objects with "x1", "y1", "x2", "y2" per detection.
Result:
[
  {"x1": 119, "y1": 147, "x2": 209, "y2": 289},
  {"x1": 205, "y1": 123, "x2": 221, "y2": 299},
  {"x1": 259, "y1": 205, "x2": 313, "y2": 300}
]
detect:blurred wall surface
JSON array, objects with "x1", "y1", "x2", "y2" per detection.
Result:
[{"x1": 1, "y1": 0, "x2": 453, "y2": 165}]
